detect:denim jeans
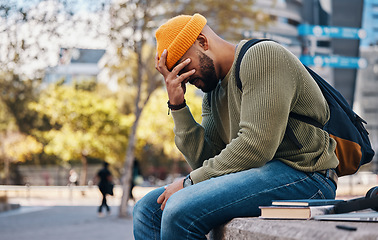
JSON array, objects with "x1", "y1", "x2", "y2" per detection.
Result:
[{"x1": 133, "y1": 160, "x2": 336, "y2": 240}]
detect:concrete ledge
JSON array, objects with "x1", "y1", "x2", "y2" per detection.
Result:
[
  {"x1": 0, "y1": 203, "x2": 21, "y2": 213},
  {"x1": 208, "y1": 217, "x2": 378, "y2": 240}
]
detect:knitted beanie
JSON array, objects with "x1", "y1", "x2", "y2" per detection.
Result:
[{"x1": 155, "y1": 13, "x2": 207, "y2": 70}]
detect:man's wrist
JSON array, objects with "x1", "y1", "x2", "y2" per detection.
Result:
[
  {"x1": 167, "y1": 99, "x2": 186, "y2": 110},
  {"x1": 183, "y1": 174, "x2": 193, "y2": 188},
  {"x1": 167, "y1": 99, "x2": 186, "y2": 115}
]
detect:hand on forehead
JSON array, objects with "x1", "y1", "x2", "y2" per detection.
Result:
[{"x1": 155, "y1": 13, "x2": 207, "y2": 70}]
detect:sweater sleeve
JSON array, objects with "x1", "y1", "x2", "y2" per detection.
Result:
[
  {"x1": 190, "y1": 42, "x2": 301, "y2": 183},
  {"x1": 171, "y1": 96, "x2": 226, "y2": 170}
]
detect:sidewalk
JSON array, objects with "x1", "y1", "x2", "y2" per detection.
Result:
[
  {"x1": 0, "y1": 186, "x2": 146, "y2": 240},
  {"x1": 0, "y1": 205, "x2": 134, "y2": 240},
  {"x1": 1, "y1": 183, "x2": 376, "y2": 240}
]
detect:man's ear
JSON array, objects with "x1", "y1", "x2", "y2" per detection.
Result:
[{"x1": 197, "y1": 33, "x2": 209, "y2": 51}]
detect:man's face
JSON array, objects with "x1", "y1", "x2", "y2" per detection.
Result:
[{"x1": 177, "y1": 49, "x2": 219, "y2": 93}]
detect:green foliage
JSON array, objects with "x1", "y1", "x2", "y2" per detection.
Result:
[
  {"x1": 0, "y1": 101, "x2": 16, "y2": 132},
  {"x1": 0, "y1": 0, "x2": 273, "y2": 186},
  {"x1": 0, "y1": 131, "x2": 43, "y2": 163},
  {"x1": 0, "y1": 72, "x2": 41, "y2": 134},
  {"x1": 29, "y1": 84, "x2": 132, "y2": 164},
  {"x1": 173, "y1": 0, "x2": 271, "y2": 40},
  {"x1": 136, "y1": 86, "x2": 203, "y2": 164}
]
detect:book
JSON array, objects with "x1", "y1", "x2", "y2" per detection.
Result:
[
  {"x1": 259, "y1": 205, "x2": 335, "y2": 220},
  {"x1": 313, "y1": 211, "x2": 378, "y2": 222},
  {"x1": 271, "y1": 199, "x2": 344, "y2": 207}
]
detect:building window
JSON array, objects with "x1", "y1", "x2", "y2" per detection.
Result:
[
  {"x1": 317, "y1": 40, "x2": 330, "y2": 48},
  {"x1": 363, "y1": 91, "x2": 378, "y2": 97},
  {"x1": 287, "y1": 18, "x2": 300, "y2": 26},
  {"x1": 365, "y1": 108, "x2": 378, "y2": 114}
]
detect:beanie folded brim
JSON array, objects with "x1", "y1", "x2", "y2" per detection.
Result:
[{"x1": 156, "y1": 14, "x2": 207, "y2": 70}]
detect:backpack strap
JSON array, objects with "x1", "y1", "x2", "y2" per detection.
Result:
[
  {"x1": 207, "y1": 91, "x2": 211, "y2": 107},
  {"x1": 235, "y1": 39, "x2": 272, "y2": 91},
  {"x1": 285, "y1": 125, "x2": 303, "y2": 149},
  {"x1": 288, "y1": 112, "x2": 324, "y2": 149},
  {"x1": 289, "y1": 112, "x2": 323, "y2": 129}
]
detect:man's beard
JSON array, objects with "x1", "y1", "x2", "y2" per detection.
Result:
[{"x1": 198, "y1": 52, "x2": 219, "y2": 93}]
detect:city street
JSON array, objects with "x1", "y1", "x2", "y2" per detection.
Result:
[
  {"x1": 0, "y1": 205, "x2": 134, "y2": 240},
  {"x1": 0, "y1": 177, "x2": 377, "y2": 240},
  {"x1": 0, "y1": 186, "x2": 143, "y2": 240}
]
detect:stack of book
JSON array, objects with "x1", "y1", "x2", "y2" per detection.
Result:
[{"x1": 259, "y1": 199, "x2": 344, "y2": 220}]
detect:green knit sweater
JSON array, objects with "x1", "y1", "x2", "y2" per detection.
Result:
[{"x1": 171, "y1": 40, "x2": 339, "y2": 184}]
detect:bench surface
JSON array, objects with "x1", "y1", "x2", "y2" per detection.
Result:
[{"x1": 208, "y1": 217, "x2": 378, "y2": 240}]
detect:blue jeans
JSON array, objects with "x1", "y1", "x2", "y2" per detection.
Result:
[{"x1": 133, "y1": 160, "x2": 336, "y2": 240}]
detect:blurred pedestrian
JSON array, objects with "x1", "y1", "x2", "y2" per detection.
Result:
[
  {"x1": 42, "y1": 171, "x2": 50, "y2": 186},
  {"x1": 68, "y1": 169, "x2": 78, "y2": 186},
  {"x1": 130, "y1": 158, "x2": 142, "y2": 203},
  {"x1": 96, "y1": 161, "x2": 113, "y2": 217}
]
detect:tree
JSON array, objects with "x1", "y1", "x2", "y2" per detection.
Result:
[
  {"x1": 0, "y1": 0, "x2": 109, "y2": 133},
  {"x1": 106, "y1": 0, "x2": 165, "y2": 217},
  {"x1": 0, "y1": 0, "x2": 111, "y2": 178},
  {"x1": 106, "y1": 0, "x2": 271, "y2": 217},
  {"x1": 0, "y1": 75, "x2": 43, "y2": 185},
  {"x1": 0, "y1": 1, "x2": 71, "y2": 133},
  {"x1": 29, "y1": 83, "x2": 131, "y2": 185},
  {"x1": 136, "y1": 86, "x2": 203, "y2": 176},
  {"x1": 0, "y1": 131, "x2": 43, "y2": 184}
]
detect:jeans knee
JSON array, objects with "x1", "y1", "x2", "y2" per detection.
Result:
[
  {"x1": 133, "y1": 198, "x2": 160, "y2": 240},
  {"x1": 163, "y1": 202, "x2": 183, "y2": 223},
  {"x1": 161, "y1": 194, "x2": 206, "y2": 239},
  {"x1": 162, "y1": 194, "x2": 191, "y2": 226},
  {"x1": 133, "y1": 191, "x2": 152, "y2": 223},
  {"x1": 133, "y1": 188, "x2": 164, "y2": 228},
  {"x1": 133, "y1": 199, "x2": 144, "y2": 226}
]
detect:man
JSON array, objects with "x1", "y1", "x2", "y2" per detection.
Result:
[
  {"x1": 97, "y1": 161, "x2": 113, "y2": 216},
  {"x1": 133, "y1": 13, "x2": 339, "y2": 240}
]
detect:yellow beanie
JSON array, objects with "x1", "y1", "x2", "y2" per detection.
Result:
[{"x1": 155, "y1": 13, "x2": 207, "y2": 70}]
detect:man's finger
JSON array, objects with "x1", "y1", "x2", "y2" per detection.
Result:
[
  {"x1": 167, "y1": 64, "x2": 195, "y2": 88},
  {"x1": 161, "y1": 198, "x2": 167, "y2": 211},
  {"x1": 157, "y1": 191, "x2": 166, "y2": 204},
  {"x1": 155, "y1": 51, "x2": 159, "y2": 70},
  {"x1": 171, "y1": 58, "x2": 191, "y2": 76},
  {"x1": 178, "y1": 69, "x2": 196, "y2": 83},
  {"x1": 157, "y1": 49, "x2": 168, "y2": 73}
]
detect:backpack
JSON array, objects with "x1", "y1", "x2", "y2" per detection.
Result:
[{"x1": 210, "y1": 38, "x2": 375, "y2": 177}]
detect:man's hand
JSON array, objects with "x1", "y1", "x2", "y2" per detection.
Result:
[
  {"x1": 157, "y1": 177, "x2": 185, "y2": 211},
  {"x1": 155, "y1": 49, "x2": 196, "y2": 105}
]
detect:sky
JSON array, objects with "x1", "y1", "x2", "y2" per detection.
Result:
[{"x1": 0, "y1": 0, "x2": 110, "y2": 78}]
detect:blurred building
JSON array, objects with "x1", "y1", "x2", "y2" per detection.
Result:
[
  {"x1": 354, "y1": 0, "x2": 378, "y2": 172},
  {"x1": 15, "y1": 164, "x2": 102, "y2": 186},
  {"x1": 355, "y1": 47, "x2": 378, "y2": 172},
  {"x1": 243, "y1": 0, "x2": 364, "y2": 105},
  {"x1": 243, "y1": 0, "x2": 334, "y2": 81},
  {"x1": 44, "y1": 48, "x2": 106, "y2": 85},
  {"x1": 242, "y1": 0, "x2": 302, "y2": 56},
  {"x1": 360, "y1": 0, "x2": 378, "y2": 47},
  {"x1": 301, "y1": 0, "x2": 364, "y2": 106},
  {"x1": 243, "y1": 0, "x2": 378, "y2": 171}
]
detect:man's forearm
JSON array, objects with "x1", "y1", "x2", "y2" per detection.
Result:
[{"x1": 171, "y1": 106, "x2": 220, "y2": 170}]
